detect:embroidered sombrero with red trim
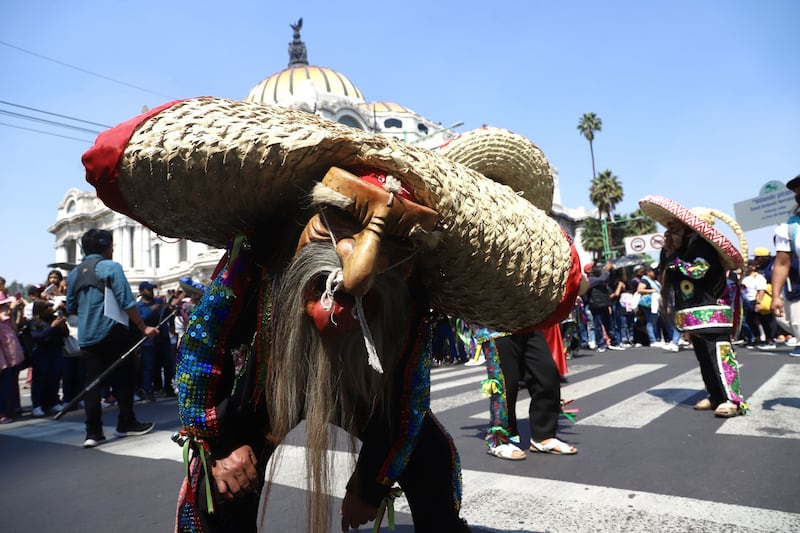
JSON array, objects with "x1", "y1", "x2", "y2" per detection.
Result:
[{"x1": 638, "y1": 195, "x2": 745, "y2": 270}]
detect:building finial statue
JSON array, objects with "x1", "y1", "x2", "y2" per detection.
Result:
[{"x1": 288, "y1": 17, "x2": 308, "y2": 67}]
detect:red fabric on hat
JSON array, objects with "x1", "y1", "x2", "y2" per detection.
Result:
[
  {"x1": 351, "y1": 168, "x2": 418, "y2": 202},
  {"x1": 81, "y1": 99, "x2": 190, "y2": 218},
  {"x1": 517, "y1": 230, "x2": 583, "y2": 333}
]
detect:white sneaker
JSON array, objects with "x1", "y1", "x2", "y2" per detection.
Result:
[
  {"x1": 31, "y1": 406, "x2": 46, "y2": 417},
  {"x1": 661, "y1": 343, "x2": 680, "y2": 352},
  {"x1": 650, "y1": 341, "x2": 664, "y2": 348},
  {"x1": 464, "y1": 356, "x2": 486, "y2": 366},
  {"x1": 608, "y1": 344, "x2": 625, "y2": 351}
]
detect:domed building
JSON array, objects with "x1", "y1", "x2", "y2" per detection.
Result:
[
  {"x1": 243, "y1": 19, "x2": 462, "y2": 148},
  {"x1": 50, "y1": 18, "x2": 590, "y2": 295}
]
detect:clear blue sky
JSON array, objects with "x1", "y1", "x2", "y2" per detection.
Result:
[{"x1": 2, "y1": 0, "x2": 798, "y2": 285}]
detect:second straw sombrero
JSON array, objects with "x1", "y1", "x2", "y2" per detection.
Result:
[
  {"x1": 436, "y1": 125, "x2": 554, "y2": 213},
  {"x1": 638, "y1": 194, "x2": 745, "y2": 270},
  {"x1": 82, "y1": 97, "x2": 581, "y2": 331}
]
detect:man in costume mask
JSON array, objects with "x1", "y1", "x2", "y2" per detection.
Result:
[
  {"x1": 82, "y1": 98, "x2": 582, "y2": 532},
  {"x1": 639, "y1": 195, "x2": 748, "y2": 418}
]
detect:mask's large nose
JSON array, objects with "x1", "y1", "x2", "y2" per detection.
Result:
[{"x1": 338, "y1": 208, "x2": 390, "y2": 297}]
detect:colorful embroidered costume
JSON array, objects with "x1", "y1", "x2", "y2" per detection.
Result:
[
  {"x1": 664, "y1": 249, "x2": 748, "y2": 413},
  {"x1": 640, "y1": 195, "x2": 748, "y2": 417},
  {"x1": 175, "y1": 243, "x2": 466, "y2": 532}
]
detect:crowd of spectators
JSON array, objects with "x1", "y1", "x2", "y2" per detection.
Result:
[{"x1": 0, "y1": 269, "x2": 205, "y2": 426}]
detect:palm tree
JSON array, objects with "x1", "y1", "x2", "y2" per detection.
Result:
[
  {"x1": 577, "y1": 112, "x2": 602, "y2": 180},
  {"x1": 589, "y1": 169, "x2": 624, "y2": 258},
  {"x1": 589, "y1": 169, "x2": 624, "y2": 220},
  {"x1": 625, "y1": 208, "x2": 657, "y2": 235},
  {"x1": 579, "y1": 217, "x2": 606, "y2": 258}
]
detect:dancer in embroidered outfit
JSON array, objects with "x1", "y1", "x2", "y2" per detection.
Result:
[
  {"x1": 81, "y1": 97, "x2": 582, "y2": 533},
  {"x1": 639, "y1": 195, "x2": 748, "y2": 418}
]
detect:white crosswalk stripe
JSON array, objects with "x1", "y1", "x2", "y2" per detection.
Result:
[
  {"x1": 262, "y1": 442, "x2": 800, "y2": 533},
  {"x1": 432, "y1": 363, "x2": 603, "y2": 415},
  {"x1": 468, "y1": 363, "x2": 666, "y2": 422},
  {"x1": 5, "y1": 360, "x2": 799, "y2": 447},
  {"x1": 430, "y1": 365, "x2": 489, "y2": 392},
  {"x1": 577, "y1": 369, "x2": 705, "y2": 428},
  {"x1": 437, "y1": 359, "x2": 800, "y2": 440}
]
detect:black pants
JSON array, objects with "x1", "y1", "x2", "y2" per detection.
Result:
[
  {"x1": 496, "y1": 331, "x2": 561, "y2": 441},
  {"x1": 690, "y1": 333, "x2": 731, "y2": 405},
  {"x1": 743, "y1": 299, "x2": 778, "y2": 343},
  {"x1": 81, "y1": 324, "x2": 138, "y2": 435},
  {"x1": 397, "y1": 413, "x2": 471, "y2": 532}
]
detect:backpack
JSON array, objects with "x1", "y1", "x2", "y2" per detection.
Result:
[{"x1": 71, "y1": 257, "x2": 108, "y2": 294}]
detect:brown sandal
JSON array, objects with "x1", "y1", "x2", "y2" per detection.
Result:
[{"x1": 694, "y1": 398, "x2": 714, "y2": 410}]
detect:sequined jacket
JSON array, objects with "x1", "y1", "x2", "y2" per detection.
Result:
[{"x1": 662, "y1": 234, "x2": 735, "y2": 334}]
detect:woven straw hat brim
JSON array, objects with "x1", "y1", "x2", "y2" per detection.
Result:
[
  {"x1": 436, "y1": 126, "x2": 554, "y2": 213},
  {"x1": 82, "y1": 97, "x2": 578, "y2": 331},
  {"x1": 638, "y1": 195, "x2": 743, "y2": 270}
]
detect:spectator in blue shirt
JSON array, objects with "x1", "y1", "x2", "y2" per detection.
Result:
[
  {"x1": 136, "y1": 281, "x2": 175, "y2": 400},
  {"x1": 65, "y1": 228, "x2": 158, "y2": 448}
]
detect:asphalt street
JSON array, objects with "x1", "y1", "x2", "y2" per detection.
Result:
[{"x1": 1, "y1": 343, "x2": 799, "y2": 532}]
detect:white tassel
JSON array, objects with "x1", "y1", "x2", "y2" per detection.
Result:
[
  {"x1": 355, "y1": 296, "x2": 383, "y2": 374},
  {"x1": 320, "y1": 269, "x2": 343, "y2": 312}
]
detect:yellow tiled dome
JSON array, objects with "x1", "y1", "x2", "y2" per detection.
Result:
[
  {"x1": 246, "y1": 65, "x2": 364, "y2": 104},
  {"x1": 357, "y1": 101, "x2": 414, "y2": 114}
]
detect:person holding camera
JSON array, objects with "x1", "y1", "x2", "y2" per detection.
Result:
[{"x1": 29, "y1": 299, "x2": 69, "y2": 416}]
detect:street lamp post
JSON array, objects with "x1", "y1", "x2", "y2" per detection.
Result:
[{"x1": 601, "y1": 218, "x2": 612, "y2": 260}]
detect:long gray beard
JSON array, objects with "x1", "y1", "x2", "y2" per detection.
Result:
[{"x1": 265, "y1": 241, "x2": 411, "y2": 533}]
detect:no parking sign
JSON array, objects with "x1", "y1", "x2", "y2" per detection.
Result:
[{"x1": 625, "y1": 233, "x2": 665, "y2": 255}]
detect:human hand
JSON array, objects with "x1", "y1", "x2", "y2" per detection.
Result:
[
  {"x1": 210, "y1": 445, "x2": 259, "y2": 502},
  {"x1": 340, "y1": 490, "x2": 377, "y2": 531},
  {"x1": 772, "y1": 294, "x2": 785, "y2": 317},
  {"x1": 143, "y1": 325, "x2": 159, "y2": 339}
]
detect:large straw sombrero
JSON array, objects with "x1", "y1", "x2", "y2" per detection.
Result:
[
  {"x1": 638, "y1": 195, "x2": 745, "y2": 270},
  {"x1": 82, "y1": 97, "x2": 580, "y2": 331},
  {"x1": 436, "y1": 126, "x2": 554, "y2": 213}
]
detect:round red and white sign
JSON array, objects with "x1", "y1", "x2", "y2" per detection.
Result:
[{"x1": 651, "y1": 234, "x2": 665, "y2": 249}]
